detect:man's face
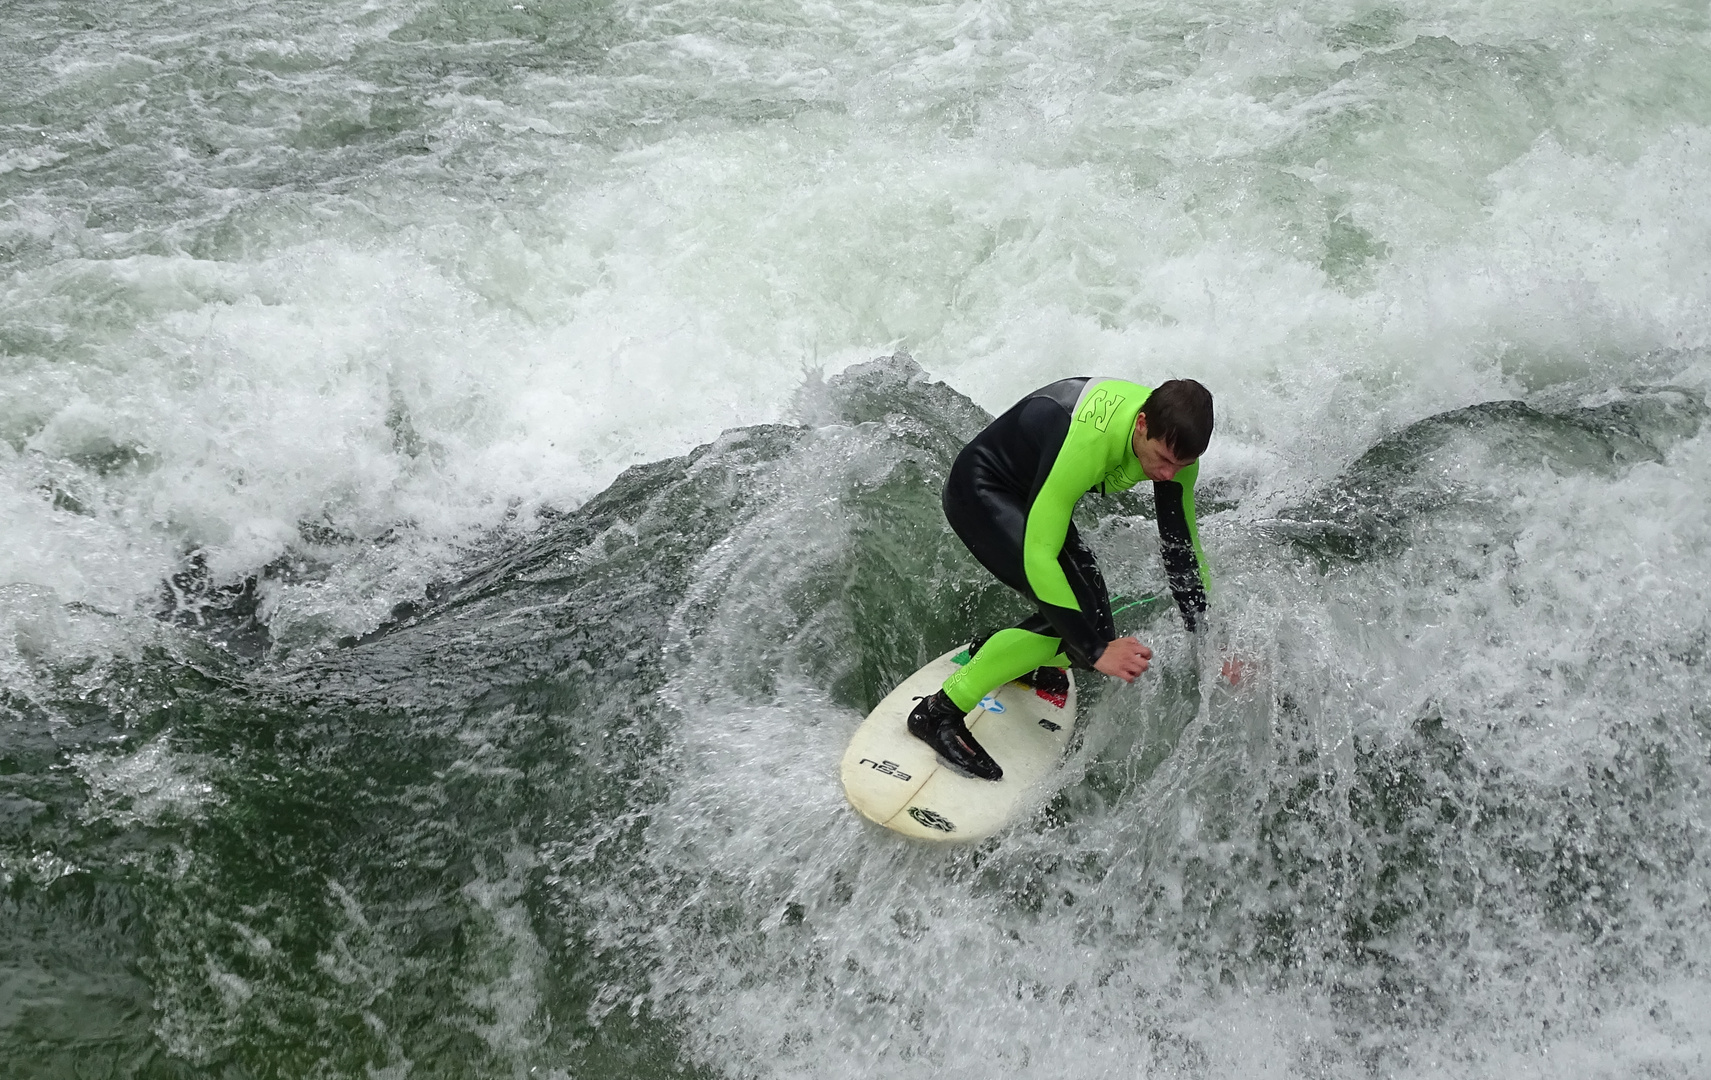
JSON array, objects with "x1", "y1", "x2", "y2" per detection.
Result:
[{"x1": 1133, "y1": 415, "x2": 1196, "y2": 482}]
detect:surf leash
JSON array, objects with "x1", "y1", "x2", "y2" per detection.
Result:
[{"x1": 1109, "y1": 592, "x2": 1160, "y2": 616}]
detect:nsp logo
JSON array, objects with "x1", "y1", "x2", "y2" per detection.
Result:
[{"x1": 858, "y1": 758, "x2": 912, "y2": 782}]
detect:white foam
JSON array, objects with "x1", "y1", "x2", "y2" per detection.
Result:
[
  {"x1": 608, "y1": 407, "x2": 1711, "y2": 1080},
  {"x1": 73, "y1": 731, "x2": 222, "y2": 830},
  {"x1": 7, "y1": 0, "x2": 1710, "y2": 660}
]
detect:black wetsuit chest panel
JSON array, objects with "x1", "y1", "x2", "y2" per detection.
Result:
[{"x1": 952, "y1": 378, "x2": 1088, "y2": 502}]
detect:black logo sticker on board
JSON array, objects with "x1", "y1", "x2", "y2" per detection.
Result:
[
  {"x1": 1037, "y1": 717, "x2": 1061, "y2": 732},
  {"x1": 858, "y1": 758, "x2": 912, "y2": 782},
  {"x1": 907, "y1": 806, "x2": 956, "y2": 833}
]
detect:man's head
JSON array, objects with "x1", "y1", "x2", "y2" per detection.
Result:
[{"x1": 1134, "y1": 378, "x2": 1213, "y2": 482}]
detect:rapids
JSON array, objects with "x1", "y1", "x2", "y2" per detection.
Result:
[{"x1": 4, "y1": 1, "x2": 1710, "y2": 1077}]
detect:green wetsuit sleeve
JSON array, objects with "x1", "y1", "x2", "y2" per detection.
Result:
[{"x1": 1154, "y1": 458, "x2": 1210, "y2": 631}]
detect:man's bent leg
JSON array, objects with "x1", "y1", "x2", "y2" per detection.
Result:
[
  {"x1": 920, "y1": 459, "x2": 1089, "y2": 780},
  {"x1": 942, "y1": 627, "x2": 1069, "y2": 712}
]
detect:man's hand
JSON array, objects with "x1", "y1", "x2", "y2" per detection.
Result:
[{"x1": 1093, "y1": 637, "x2": 1152, "y2": 682}]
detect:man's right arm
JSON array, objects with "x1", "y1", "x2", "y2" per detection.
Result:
[{"x1": 1154, "y1": 459, "x2": 1210, "y2": 631}]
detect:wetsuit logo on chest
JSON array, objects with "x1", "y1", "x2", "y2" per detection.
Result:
[{"x1": 1076, "y1": 388, "x2": 1125, "y2": 432}]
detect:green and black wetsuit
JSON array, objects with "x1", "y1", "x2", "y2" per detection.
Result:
[{"x1": 940, "y1": 377, "x2": 1210, "y2": 713}]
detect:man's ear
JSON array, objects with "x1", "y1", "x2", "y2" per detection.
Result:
[{"x1": 1134, "y1": 413, "x2": 1149, "y2": 439}]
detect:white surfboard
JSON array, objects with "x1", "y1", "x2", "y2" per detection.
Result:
[{"x1": 840, "y1": 645, "x2": 1077, "y2": 842}]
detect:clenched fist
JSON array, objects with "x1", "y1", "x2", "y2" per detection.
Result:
[{"x1": 1093, "y1": 637, "x2": 1152, "y2": 682}]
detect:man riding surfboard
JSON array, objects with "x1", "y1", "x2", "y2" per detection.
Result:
[{"x1": 907, "y1": 377, "x2": 1214, "y2": 781}]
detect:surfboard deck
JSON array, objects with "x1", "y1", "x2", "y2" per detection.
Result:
[{"x1": 840, "y1": 645, "x2": 1077, "y2": 842}]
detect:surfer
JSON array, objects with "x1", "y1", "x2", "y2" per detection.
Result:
[{"x1": 908, "y1": 377, "x2": 1214, "y2": 781}]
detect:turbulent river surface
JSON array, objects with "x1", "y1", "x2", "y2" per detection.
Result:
[{"x1": 4, "y1": 1, "x2": 1711, "y2": 1077}]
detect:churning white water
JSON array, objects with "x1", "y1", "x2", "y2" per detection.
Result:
[{"x1": 3, "y1": 0, "x2": 1710, "y2": 1077}]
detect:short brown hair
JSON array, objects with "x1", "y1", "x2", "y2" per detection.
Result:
[{"x1": 1143, "y1": 379, "x2": 1214, "y2": 460}]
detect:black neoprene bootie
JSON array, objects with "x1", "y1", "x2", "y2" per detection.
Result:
[
  {"x1": 906, "y1": 691, "x2": 1003, "y2": 782},
  {"x1": 1019, "y1": 665, "x2": 1070, "y2": 707}
]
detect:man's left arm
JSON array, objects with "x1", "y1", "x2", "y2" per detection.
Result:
[{"x1": 1154, "y1": 459, "x2": 1210, "y2": 632}]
